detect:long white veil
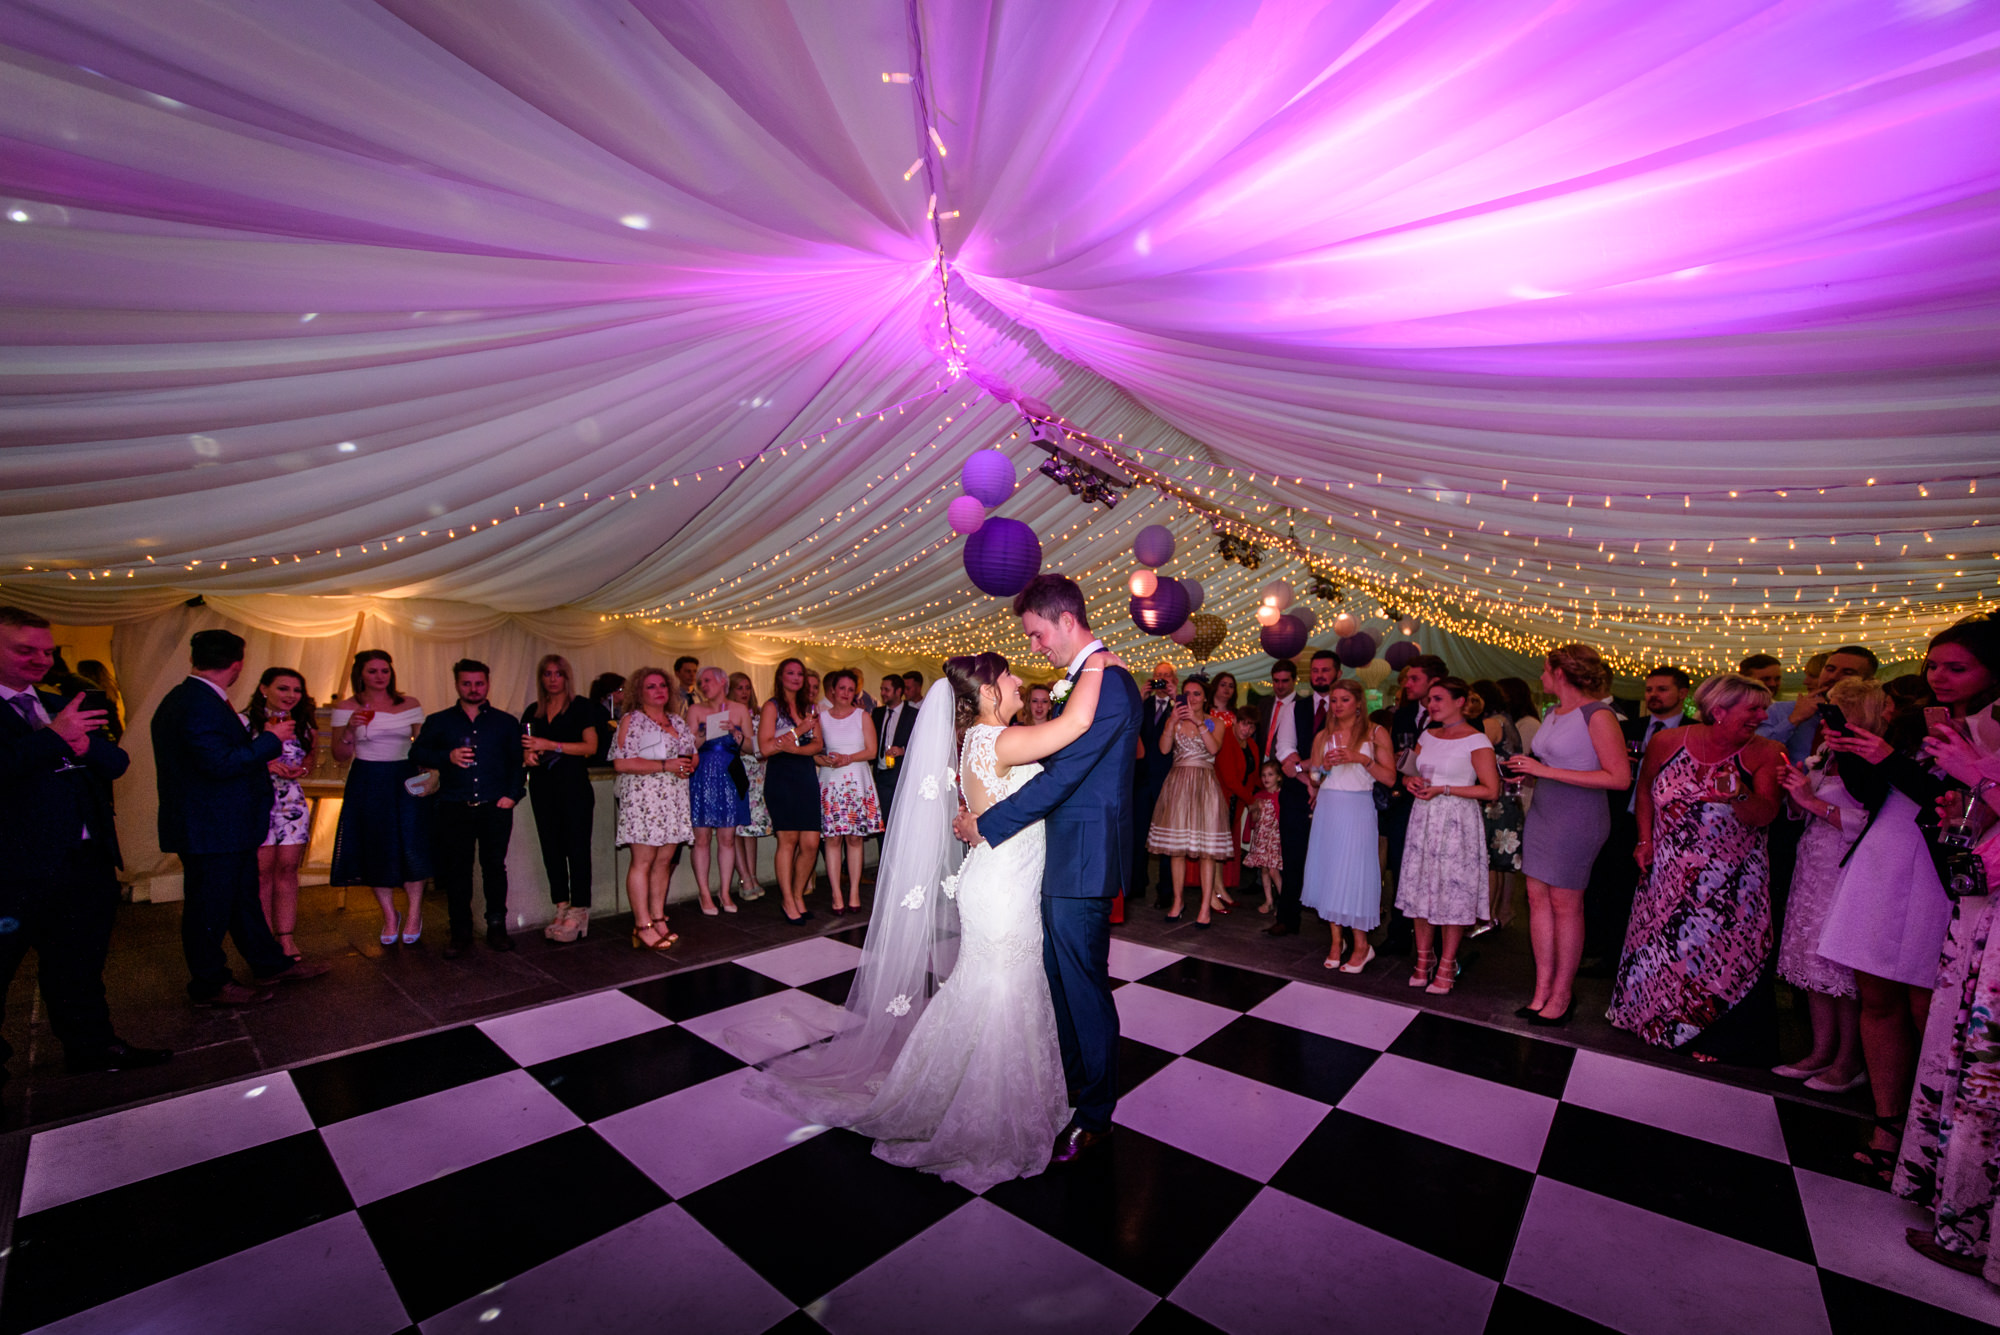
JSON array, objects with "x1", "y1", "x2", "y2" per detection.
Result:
[{"x1": 746, "y1": 678, "x2": 964, "y2": 1125}]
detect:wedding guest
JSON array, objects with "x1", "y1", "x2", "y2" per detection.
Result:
[
  {"x1": 1135, "y1": 662, "x2": 1179, "y2": 906},
  {"x1": 1242, "y1": 759, "x2": 1282, "y2": 915},
  {"x1": 729, "y1": 672, "x2": 768, "y2": 902},
  {"x1": 413, "y1": 660, "x2": 526, "y2": 958},
  {"x1": 1382, "y1": 654, "x2": 1449, "y2": 954},
  {"x1": 74, "y1": 658, "x2": 124, "y2": 742},
  {"x1": 804, "y1": 668, "x2": 822, "y2": 713},
  {"x1": 1827, "y1": 619, "x2": 1993, "y2": 1178},
  {"x1": 1500, "y1": 676, "x2": 1542, "y2": 753},
  {"x1": 1893, "y1": 624, "x2": 2000, "y2": 1277},
  {"x1": 1302, "y1": 680, "x2": 1395, "y2": 972},
  {"x1": 1470, "y1": 678, "x2": 1524, "y2": 934},
  {"x1": 587, "y1": 671, "x2": 625, "y2": 764},
  {"x1": 1148, "y1": 676, "x2": 1231, "y2": 925},
  {"x1": 1212, "y1": 702, "x2": 1256, "y2": 904},
  {"x1": 1017, "y1": 683, "x2": 1052, "y2": 725},
  {"x1": 1210, "y1": 672, "x2": 1240, "y2": 720},
  {"x1": 674, "y1": 656, "x2": 700, "y2": 705},
  {"x1": 1584, "y1": 666, "x2": 1690, "y2": 973},
  {"x1": 1396, "y1": 677, "x2": 1500, "y2": 994},
  {"x1": 1761, "y1": 646, "x2": 1879, "y2": 764},
  {"x1": 1506, "y1": 644, "x2": 1631, "y2": 1025},
  {"x1": 1269, "y1": 651, "x2": 1340, "y2": 935},
  {"x1": 0, "y1": 607, "x2": 168, "y2": 1074},
  {"x1": 1770, "y1": 677, "x2": 1878, "y2": 1091},
  {"x1": 248, "y1": 669, "x2": 313, "y2": 962},
  {"x1": 874, "y1": 674, "x2": 917, "y2": 823},
  {"x1": 330, "y1": 650, "x2": 430, "y2": 948},
  {"x1": 521, "y1": 654, "x2": 605, "y2": 944},
  {"x1": 760, "y1": 658, "x2": 825, "y2": 923},
  {"x1": 688, "y1": 666, "x2": 753, "y2": 916},
  {"x1": 816, "y1": 669, "x2": 881, "y2": 915},
  {"x1": 611, "y1": 667, "x2": 697, "y2": 950},
  {"x1": 1739, "y1": 653, "x2": 1785, "y2": 697},
  {"x1": 901, "y1": 670, "x2": 925, "y2": 703},
  {"x1": 154, "y1": 630, "x2": 328, "y2": 1004},
  {"x1": 1609, "y1": 673, "x2": 1783, "y2": 1061}
]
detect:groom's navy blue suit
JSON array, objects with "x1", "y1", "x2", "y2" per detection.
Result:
[{"x1": 977, "y1": 652, "x2": 1140, "y2": 1135}]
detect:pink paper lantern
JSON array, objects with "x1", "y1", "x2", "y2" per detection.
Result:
[
  {"x1": 947, "y1": 494, "x2": 987, "y2": 535},
  {"x1": 1169, "y1": 620, "x2": 1198, "y2": 645}
]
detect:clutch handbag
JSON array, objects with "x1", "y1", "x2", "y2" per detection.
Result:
[{"x1": 404, "y1": 769, "x2": 441, "y2": 798}]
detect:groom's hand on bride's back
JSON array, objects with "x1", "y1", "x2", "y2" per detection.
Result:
[{"x1": 952, "y1": 807, "x2": 985, "y2": 847}]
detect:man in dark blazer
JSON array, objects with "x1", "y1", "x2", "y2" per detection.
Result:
[
  {"x1": 1134, "y1": 661, "x2": 1178, "y2": 907},
  {"x1": 871, "y1": 673, "x2": 918, "y2": 828},
  {"x1": 0, "y1": 607, "x2": 168, "y2": 1077},
  {"x1": 1583, "y1": 665, "x2": 1690, "y2": 973},
  {"x1": 960, "y1": 575, "x2": 1140, "y2": 1163},
  {"x1": 152, "y1": 629, "x2": 328, "y2": 1005}
]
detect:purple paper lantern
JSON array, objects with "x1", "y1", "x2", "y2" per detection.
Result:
[
  {"x1": 1169, "y1": 620, "x2": 1198, "y2": 646},
  {"x1": 1132, "y1": 524, "x2": 1176, "y2": 569},
  {"x1": 947, "y1": 494, "x2": 987, "y2": 535},
  {"x1": 963, "y1": 517, "x2": 1041, "y2": 597},
  {"x1": 1129, "y1": 578, "x2": 1191, "y2": 636},
  {"x1": 1181, "y1": 578, "x2": 1204, "y2": 612},
  {"x1": 1261, "y1": 614, "x2": 1309, "y2": 661},
  {"x1": 960, "y1": 449, "x2": 1016, "y2": 506},
  {"x1": 1383, "y1": 639, "x2": 1422, "y2": 671},
  {"x1": 1336, "y1": 632, "x2": 1378, "y2": 669}
]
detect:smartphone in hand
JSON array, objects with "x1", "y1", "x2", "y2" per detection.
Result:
[{"x1": 1819, "y1": 702, "x2": 1849, "y2": 736}]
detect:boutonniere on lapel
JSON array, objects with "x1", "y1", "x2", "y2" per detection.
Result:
[{"x1": 1050, "y1": 678, "x2": 1073, "y2": 705}]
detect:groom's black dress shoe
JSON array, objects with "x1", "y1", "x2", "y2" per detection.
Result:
[
  {"x1": 1052, "y1": 1124, "x2": 1113, "y2": 1164},
  {"x1": 1262, "y1": 922, "x2": 1296, "y2": 937}
]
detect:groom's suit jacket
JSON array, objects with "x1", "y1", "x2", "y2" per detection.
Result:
[{"x1": 977, "y1": 662, "x2": 1141, "y2": 898}]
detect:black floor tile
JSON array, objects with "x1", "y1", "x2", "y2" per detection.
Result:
[
  {"x1": 986, "y1": 1126, "x2": 1259, "y2": 1295},
  {"x1": 1537, "y1": 1103, "x2": 1814, "y2": 1263},
  {"x1": 829, "y1": 924, "x2": 869, "y2": 948},
  {"x1": 623, "y1": 961, "x2": 789, "y2": 1020},
  {"x1": 1269, "y1": 1109, "x2": 1534, "y2": 1279},
  {"x1": 1185, "y1": 1015, "x2": 1378, "y2": 1106},
  {"x1": 358, "y1": 1127, "x2": 667, "y2": 1321},
  {"x1": 759, "y1": 1313, "x2": 827, "y2": 1335},
  {"x1": 290, "y1": 1024, "x2": 518, "y2": 1126},
  {"x1": 1386, "y1": 1011, "x2": 1574, "y2": 1099},
  {"x1": 528, "y1": 1024, "x2": 743, "y2": 1122},
  {"x1": 1129, "y1": 1299, "x2": 1228, "y2": 1334},
  {"x1": 1, "y1": 1132, "x2": 352, "y2": 1333},
  {"x1": 1119, "y1": 1036, "x2": 1177, "y2": 1098},
  {"x1": 681, "y1": 1127, "x2": 970, "y2": 1304},
  {"x1": 1484, "y1": 1285, "x2": 1617, "y2": 1333},
  {"x1": 1818, "y1": 1267, "x2": 1994, "y2": 1335},
  {"x1": 798, "y1": 967, "x2": 857, "y2": 1007},
  {"x1": 1131, "y1": 956, "x2": 1288, "y2": 1013},
  {"x1": 1776, "y1": 1097, "x2": 1890, "y2": 1192}
]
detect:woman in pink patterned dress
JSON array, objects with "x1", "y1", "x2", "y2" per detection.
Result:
[{"x1": 1609, "y1": 673, "x2": 1785, "y2": 1062}]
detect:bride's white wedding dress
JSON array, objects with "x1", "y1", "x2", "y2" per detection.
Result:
[{"x1": 858, "y1": 724, "x2": 1071, "y2": 1190}]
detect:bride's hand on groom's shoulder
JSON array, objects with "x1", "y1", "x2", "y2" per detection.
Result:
[{"x1": 1089, "y1": 649, "x2": 1128, "y2": 672}]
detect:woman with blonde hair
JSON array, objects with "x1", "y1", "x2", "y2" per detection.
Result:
[
  {"x1": 688, "y1": 666, "x2": 754, "y2": 916},
  {"x1": 728, "y1": 671, "x2": 768, "y2": 902},
  {"x1": 1301, "y1": 679, "x2": 1396, "y2": 972},
  {"x1": 1505, "y1": 643, "x2": 1631, "y2": 1025},
  {"x1": 610, "y1": 666, "x2": 697, "y2": 950},
  {"x1": 521, "y1": 654, "x2": 607, "y2": 943}
]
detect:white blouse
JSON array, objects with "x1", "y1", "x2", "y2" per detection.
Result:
[{"x1": 331, "y1": 705, "x2": 425, "y2": 762}]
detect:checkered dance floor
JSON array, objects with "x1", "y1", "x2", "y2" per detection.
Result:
[{"x1": 4, "y1": 928, "x2": 1997, "y2": 1334}]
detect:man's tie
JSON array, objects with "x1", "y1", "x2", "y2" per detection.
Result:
[
  {"x1": 1313, "y1": 697, "x2": 1327, "y2": 740},
  {"x1": 9, "y1": 693, "x2": 42, "y2": 729}
]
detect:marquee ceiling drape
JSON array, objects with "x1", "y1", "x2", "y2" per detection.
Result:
[{"x1": 2, "y1": 0, "x2": 1996, "y2": 673}]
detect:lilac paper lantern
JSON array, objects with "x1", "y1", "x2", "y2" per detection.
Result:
[
  {"x1": 1181, "y1": 578, "x2": 1204, "y2": 612},
  {"x1": 960, "y1": 449, "x2": 1016, "y2": 506},
  {"x1": 1336, "y1": 632, "x2": 1378, "y2": 669},
  {"x1": 1261, "y1": 614, "x2": 1309, "y2": 661},
  {"x1": 1384, "y1": 639, "x2": 1422, "y2": 671},
  {"x1": 1169, "y1": 620, "x2": 1198, "y2": 646},
  {"x1": 1129, "y1": 578, "x2": 1190, "y2": 636},
  {"x1": 963, "y1": 517, "x2": 1041, "y2": 597},
  {"x1": 1132, "y1": 524, "x2": 1176, "y2": 568},
  {"x1": 947, "y1": 494, "x2": 987, "y2": 535}
]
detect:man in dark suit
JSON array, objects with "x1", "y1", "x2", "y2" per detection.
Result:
[
  {"x1": 1582, "y1": 665, "x2": 1690, "y2": 973},
  {"x1": 1267, "y1": 651, "x2": 1340, "y2": 937},
  {"x1": 1134, "y1": 661, "x2": 1178, "y2": 907},
  {"x1": 961, "y1": 575, "x2": 1141, "y2": 1163},
  {"x1": 152, "y1": 629, "x2": 329, "y2": 1005},
  {"x1": 871, "y1": 674, "x2": 918, "y2": 831},
  {"x1": 0, "y1": 607, "x2": 168, "y2": 1078}
]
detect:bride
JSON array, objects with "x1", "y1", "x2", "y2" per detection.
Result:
[{"x1": 747, "y1": 648, "x2": 1116, "y2": 1191}]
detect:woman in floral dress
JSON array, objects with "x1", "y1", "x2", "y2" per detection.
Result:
[
  {"x1": 1471, "y1": 680, "x2": 1524, "y2": 930},
  {"x1": 610, "y1": 667, "x2": 697, "y2": 950},
  {"x1": 251, "y1": 668, "x2": 314, "y2": 961},
  {"x1": 1395, "y1": 678, "x2": 1502, "y2": 995},
  {"x1": 815, "y1": 669, "x2": 882, "y2": 915}
]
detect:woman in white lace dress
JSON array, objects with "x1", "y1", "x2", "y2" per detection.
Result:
[
  {"x1": 1396, "y1": 677, "x2": 1502, "y2": 996},
  {"x1": 752, "y1": 649, "x2": 1117, "y2": 1192}
]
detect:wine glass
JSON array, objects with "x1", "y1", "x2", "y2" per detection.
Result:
[{"x1": 1710, "y1": 764, "x2": 1740, "y2": 802}]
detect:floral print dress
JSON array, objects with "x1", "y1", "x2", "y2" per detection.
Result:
[
  {"x1": 263, "y1": 733, "x2": 311, "y2": 848},
  {"x1": 612, "y1": 711, "x2": 695, "y2": 847}
]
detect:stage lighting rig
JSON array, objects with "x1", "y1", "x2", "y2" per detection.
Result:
[
  {"x1": 1026, "y1": 420, "x2": 1130, "y2": 510},
  {"x1": 1217, "y1": 533, "x2": 1262, "y2": 570}
]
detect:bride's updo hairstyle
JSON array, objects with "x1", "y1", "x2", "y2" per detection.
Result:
[{"x1": 944, "y1": 653, "x2": 1009, "y2": 736}]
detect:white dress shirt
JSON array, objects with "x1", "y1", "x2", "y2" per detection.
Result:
[
  {"x1": 876, "y1": 701, "x2": 904, "y2": 769},
  {"x1": 1274, "y1": 689, "x2": 1332, "y2": 765}
]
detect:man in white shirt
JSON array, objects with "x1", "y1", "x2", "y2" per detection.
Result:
[
  {"x1": 1267, "y1": 650, "x2": 1340, "y2": 937},
  {"x1": 872, "y1": 674, "x2": 915, "y2": 831}
]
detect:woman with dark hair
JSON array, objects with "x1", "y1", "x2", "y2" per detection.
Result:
[
  {"x1": 1209, "y1": 672, "x2": 1239, "y2": 720},
  {"x1": 1499, "y1": 677, "x2": 1541, "y2": 753},
  {"x1": 330, "y1": 650, "x2": 430, "y2": 947},
  {"x1": 728, "y1": 671, "x2": 768, "y2": 902},
  {"x1": 586, "y1": 671, "x2": 625, "y2": 764},
  {"x1": 610, "y1": 666, "x2": 697, "y2": 950},
  {"x1": 1471, "y1": 678, "x2": 1525, "y2": 933},
  {"x1": 760, "y1": 658, "x2": 825, "y2": 923},
  {"x1": 521, "y1": 654, "x2": 605, "y2": 943},
  {"x1": 815, "y1": 668, "x2": 881, "y2": 915},
  {"x1": 1506, "y1": 644, "x2": 1631, "y2": 1025},
  {"x1": 1610, "y1": 673, "x2": 1783, "y2": 1058},
  {"x1": 1397, "y1": 677, "x2": 1502, "y2": 994},
  {"x1": 1147, "y1": 676, "x2": 1232, "y2": 925},
  {"x1": 250, "y1": 668, "x2": 314, "y2": 961}
]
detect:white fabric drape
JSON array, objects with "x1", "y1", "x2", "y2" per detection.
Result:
[{"x1": 1, "y1": 0, "x2": 1994, "y2": 675}]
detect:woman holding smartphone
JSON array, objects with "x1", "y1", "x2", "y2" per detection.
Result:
[{"x1": 1146, "y1": 677, "x2": 1232, "y2": 926}]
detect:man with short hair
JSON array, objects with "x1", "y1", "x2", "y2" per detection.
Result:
[
  {"x1": 901, "y1": 670, "x2": 924, "y2": 703},
  {"x1": 1759, "y1": 644, "x2": 1879, "y2": 764},
  {"x1": 0, "y1": 607, "x2": 169, "y2": 1074},
  {"x1": 872, "y1": 673, "x2": 917, "y2": 834},
  {"x1": 1267, "y1": 649, "x2": 1340, "y2": 937},
  {"x1": 153, "y1": 628, "x2": 329, "y2": 1005},
  {"x1": 1738, "y1": 653, "x2": 1784, "y2": 697},
  {"x1": 674, "y1": 656, "x2": 701, "y2": 706},
  {"x1": 1584, "y1": 665, "x2": 1693, "y2": 972},
  {"x1": 414, "y1": 660, "x2": 525, "y2": 958},
  {"x1": 1135, "y1": 660, "x2": 1179, "y2": 906}
]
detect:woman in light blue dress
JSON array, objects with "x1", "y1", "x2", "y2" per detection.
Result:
[{"x1": 1301, "y1": 681, "x2": 1397, "y2": 973}]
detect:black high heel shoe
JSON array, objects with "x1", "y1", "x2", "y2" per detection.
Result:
[{"x1": 1529, "y1": 1000, "x2": 1576, "y2": 1027}]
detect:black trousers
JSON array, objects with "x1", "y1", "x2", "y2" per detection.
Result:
[
  {"x1": 1585, "y1": 803, "x2": 1641, "y2": 961},
  {"x1": 529, "y1": 779, "x2": 594, "y2": 909},
  {"x1": 1274, "y1": 776, "x2": 1312, "y2": 929},
  {"x1": 0, "y1": 842, "x2": 121, "y2": 1063},
  {"x1": 1380, "y1": 792, "x2": 1416, "y2": 949},
  {"x1": 181, "y1": 848, "x2": 291, "y2": 999},
  {"x1": 434, "y1": 802, "x2": 513, "y2": 939}
]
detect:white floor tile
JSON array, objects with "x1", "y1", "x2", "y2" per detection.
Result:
[
  {"x1": 1106, "y1": 938, "x2": 1184, "y2": 983},
  {"x1": 1507, "y1": 1177, "x2": 1831, "y2": 1335},
  {"x1": 592, "y1": 1066, "x2": 827, "y2": 1198},
  {"x1": 1247, "y1": 981, "x2": 1416, "y2": 1051},
  {"x1": 1337, "y1": 1053, "x2": 1558, "y2": 1172},
  {"x1": 1115, "y1": 1057, "x2": 1329, "y2": 1182},
  {"x1": 735, "y1": 935, "x2": 867, "y2": 987},
  {"x1": 1112, "y1": 983, "x2": 1239, "y2": 1055},
  {"x1": 1561, "y1": 1049, "x2": 1787, "y2": 1161},
  {"x1": 1795, "y1": 1167, "x2": 2000, "y2": 1325},
  {"x1": 676, "y1": 987, "x2": 853, "y2": 1065},
  {"x1": 476, "y1": 989, "x2": 673, "y2": 1067},
  {"x1": 21, "y1": 1073, "x2": 314, "y2": 1215},
  {"x1": 318, "y1": 1068, "x2": 582, "y2": 1205}
]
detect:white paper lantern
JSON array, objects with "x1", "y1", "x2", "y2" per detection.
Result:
[
  {"x1": 1256, "y1": 604, "x2": 1281, "y2": 626},
  {"x1": 1331, "y1": 611, "x2": 1360, "y2": 638},
  {"x1": 1129, "y1": 569, "x2": 1158, "y2": 598},
  {"x1": 1260, "y1": 579, "x2": 1294, "y2": 611}
]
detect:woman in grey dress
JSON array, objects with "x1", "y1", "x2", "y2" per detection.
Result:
[{"x1": 1504, "y1": 644, "x2": 1631, "y2": 1025}]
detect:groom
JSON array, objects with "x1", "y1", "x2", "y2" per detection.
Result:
[{"x1": 955, "y1": 574, "x2": 1140, "y2": 1162}]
